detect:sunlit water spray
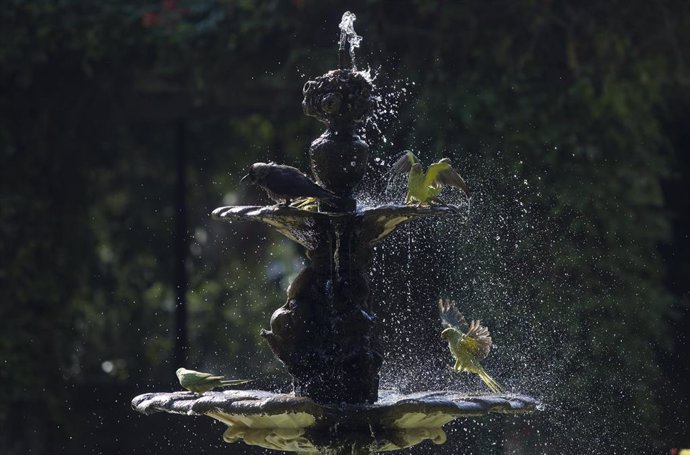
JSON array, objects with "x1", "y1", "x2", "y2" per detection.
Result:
[
  {"x1": 336, "y1": 13, "x2": 414, "y2": 153},
  {"x1": 339, "y1": 11, "x2": 362, "y2": 71},
  {"x1": 343, "y1": 66, "x2": 578, "y2": 424},
  {"x1": 352, "y1": 150, "x2": 646, "y2": 452}
]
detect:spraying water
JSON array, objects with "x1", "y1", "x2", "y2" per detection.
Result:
[{"x1": 339, "y1": 11, "x2": 363, "y2": 71}]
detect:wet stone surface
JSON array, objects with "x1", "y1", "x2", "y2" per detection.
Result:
[
  {"x1": 131, "y1": 389, "x2": 539, "y2": 427},
  {"x1": 132, "y1": 389, "x2": 539, "y2": 453}
]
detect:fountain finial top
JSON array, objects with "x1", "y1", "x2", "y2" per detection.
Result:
[
  {"x1": 302, "y1": 11, "x2": 372, "y2": 131},
  {"x1": 302, "y1": 69, "x2": 372, "y2": 129}
]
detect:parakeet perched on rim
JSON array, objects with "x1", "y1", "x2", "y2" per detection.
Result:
[
  {"x1": 176, "y1": 368, "x2": 251, "y2": 394},
  {"x1": 391, "y1": 151, "x2": 469, "y2": 205},
  {"x1": 240, "y1": 162, "x2": 337, "y2": 206},
  {"x1": 438, "y1": 299, "x2": 504, "y2": 393}
]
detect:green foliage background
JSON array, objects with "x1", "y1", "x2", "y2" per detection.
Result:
[{"x1": 1, "y1": 1, "x2": 689, "y2": 453}]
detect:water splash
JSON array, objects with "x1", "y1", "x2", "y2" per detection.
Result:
[
  {"x1": 364, "y1": 73, "x2": 414, "y2": 146},
  {"x1": 339, "y1": 11, "x2": 362, "y2": 70}
]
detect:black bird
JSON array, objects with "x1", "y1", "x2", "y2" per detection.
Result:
[{"x1": 241, "y1": 162, "x2": 337, "y2": 205}]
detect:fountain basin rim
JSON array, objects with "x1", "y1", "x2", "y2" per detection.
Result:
[
  {"x1": 211, "y1": 203, "x2": 464, "y2": 220},
  {"x1": 131, "y1": 389, "x2": 540, "y2": 430}
]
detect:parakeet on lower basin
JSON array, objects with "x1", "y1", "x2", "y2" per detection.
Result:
[
  {"x1": 176, "y1": 368, "x2": 251, "y2": 394},
  {"x1": 438, "y1": 299, "x2": 504, "y2": 393}
]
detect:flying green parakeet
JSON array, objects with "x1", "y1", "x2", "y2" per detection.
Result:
[
  {"x1": 438, "y1": 299, "x2": 504, "y2": 393},
  {"x1": 176, "y1": 368, "x2": 251, "y2": 394},
  {"x1": 391, "y1": 151, "x2": 469, "y2": 205}
]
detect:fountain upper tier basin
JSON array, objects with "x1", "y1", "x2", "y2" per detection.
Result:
[
  {"x1": 132, "y1": 389, "x2": 538, "y2": 453},
  {"x1": 211, "y1": 204, "x2": 465, "y2": 250}
]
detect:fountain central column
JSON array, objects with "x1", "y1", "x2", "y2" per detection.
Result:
[
  {"x1": 260, "y1": 62, "x2": 383, "y2": 403},
  {"x1": 303, "y1": 68, "x2": 371, "y2": 212}
]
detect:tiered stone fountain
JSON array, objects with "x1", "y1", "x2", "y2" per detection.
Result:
[{"x1": 132, "y1": 12, "x2": 538, "y2": 454}]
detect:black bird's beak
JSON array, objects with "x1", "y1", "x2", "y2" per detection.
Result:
[{"x1": 240, "y1": 174, "x2": 250, "y2": 184}]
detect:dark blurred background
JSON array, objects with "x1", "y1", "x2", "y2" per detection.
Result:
[{"x1": 1, "y1": 1, "x2": 689, "y2": 454}]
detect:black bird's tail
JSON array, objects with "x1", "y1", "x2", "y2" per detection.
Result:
[{"x1": 315, "y1": 185, "x2": 339, "y2": 200}]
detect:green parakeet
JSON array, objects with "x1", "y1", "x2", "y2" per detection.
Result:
[
  {"x1": 391, "y1": 151, "x2": 469, "y2": 205},
  {"x1": 176, "y1": 368, "x2": 251, "y2": 394},
  {"x1": 438, "y1": 299, "x2": 504, "y2": 393}
]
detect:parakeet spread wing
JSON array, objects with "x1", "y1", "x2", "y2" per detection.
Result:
[
  {"x1": 390, "y1": 150, "x2": 420, "y2": 175},
  {"x1": 439, "y1": 302, "x2": 503, "y2": 393},
  {"x1": 461, "y1": 320, "x2": 492, "y2": 360},
  {"x1": 425, "y1": 159, "x2": 469, "y2": 194},
  {"x1": 439, "y1": 298, "x2": 467, "y2": 330}
]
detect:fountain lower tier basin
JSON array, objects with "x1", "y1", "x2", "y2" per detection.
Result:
[{"x1": 132, "y1": 389, "x2": 539, "y2": 453}]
